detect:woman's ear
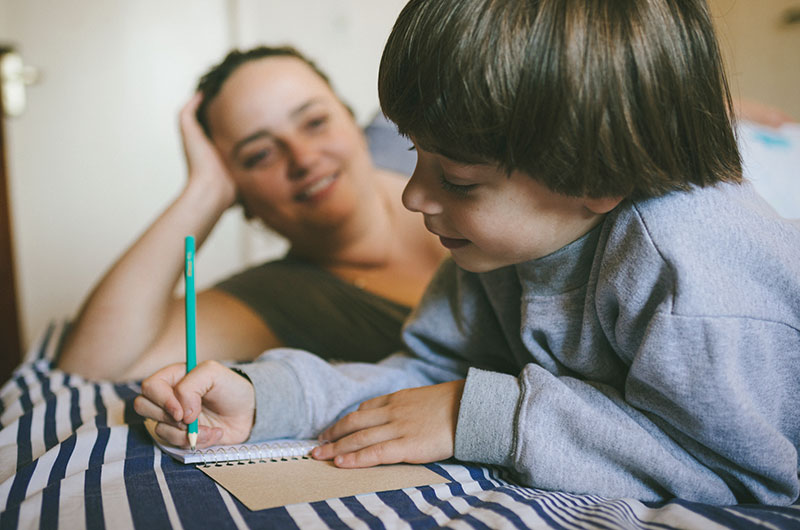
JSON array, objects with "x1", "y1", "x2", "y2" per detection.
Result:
[{"x1": 583, "y1": 196, "x2": 623, "y2": 214}]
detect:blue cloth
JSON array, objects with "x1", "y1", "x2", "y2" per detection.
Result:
[
  {"x1": 738, "y1": 121, "x2": 800, "y2": 219},
  {"x1": 365, "y1": 112, "x2": 416, "y2": 175},
  {"x1": 3, "y1": 321, "x2": 799, "y2": 528}
]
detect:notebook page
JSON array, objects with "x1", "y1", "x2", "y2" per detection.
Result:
[{"x1": 144, "y1": 419, "x2": 318, "y2": 464}]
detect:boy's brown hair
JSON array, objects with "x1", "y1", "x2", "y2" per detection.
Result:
[{"x1": 379, "y1": 0, "x2": 742, "y2": 199}]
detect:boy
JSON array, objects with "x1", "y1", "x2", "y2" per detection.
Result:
[{"x1": 136, "y1": 0, "x2": 800, "y2": 505}]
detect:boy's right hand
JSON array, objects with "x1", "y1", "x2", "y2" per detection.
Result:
[
  {"x1": 179, "y1": 94, "x2": 238, "y2": 210},
  {"x1": 134, "y1": 360, "x2": 255, "y2": 449}
]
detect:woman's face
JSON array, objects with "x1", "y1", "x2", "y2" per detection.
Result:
[{"x1": 205, "y1": 56, "x2": 373, "y2": 242}]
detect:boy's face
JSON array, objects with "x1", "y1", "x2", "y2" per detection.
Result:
[{"x1": 403, "y1": 144, "x2": 615, "y2": 273}]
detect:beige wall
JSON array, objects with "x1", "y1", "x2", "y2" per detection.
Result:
[
  {"x1": 233, "y1": 0, "x2": 409, "y2": 125},
  {"x1": 710, "y1": 0, "x2": 800, "y2": 119},
  {"x1": 0, "y1": 2, "x2": 8, "y2": 37}
]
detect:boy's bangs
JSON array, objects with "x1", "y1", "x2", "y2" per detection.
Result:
[{"x1": 378, "y1": 0, "x2": 528, "y2": 167}]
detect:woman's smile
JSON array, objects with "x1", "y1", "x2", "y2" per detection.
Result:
[{"x1": 295, "y1": 172, "x2": 339, "y2": 202}]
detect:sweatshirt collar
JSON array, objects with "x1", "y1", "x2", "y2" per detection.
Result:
[{"x1": 515, "y1": 221, "x2": 603, "y2": 296}]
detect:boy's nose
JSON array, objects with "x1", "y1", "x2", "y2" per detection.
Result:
[
  {"x1": 402, "y1": 167, "x2": 442, "y2": 215},
  {"x1": 286, "y1": 138, "x2": 320, "y2": 179}
]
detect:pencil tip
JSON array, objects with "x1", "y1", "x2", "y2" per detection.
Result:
[{"x1": 188, "y1": 432, "x2": 198, "y2": 451}]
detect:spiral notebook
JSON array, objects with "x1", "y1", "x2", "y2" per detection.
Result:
[
  {"x1": 144, "y1": 420, "x2": 449, "y2": 510},
  {"x1": 154, "y1": 435, "x2": 319, "y2": 465}
]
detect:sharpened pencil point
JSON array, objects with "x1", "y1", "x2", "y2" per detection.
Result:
[{"x1": 188, "y1": 432, "x2": 198, "y2": 451}]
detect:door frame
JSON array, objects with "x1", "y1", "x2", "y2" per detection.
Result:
[{"x1": 0, "y1": 45, "x2": 22, "y2": 385}]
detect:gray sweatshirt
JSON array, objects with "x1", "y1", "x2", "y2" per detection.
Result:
[{"x1": 238, "y1": 181, "x2": 800, "y2": 505}]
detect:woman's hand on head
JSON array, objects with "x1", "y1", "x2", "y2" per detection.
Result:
[
  {"x1": 179, "y1": 93, "x2": 238, "y2": 209},
  {"x1": 134, "y1": 360, "x2": 255, "y2": 449},
  {"x1": 736, "y1": 98, "x2": 796, "y2": 129},
  {"x1": 312, "y1": 380, "x2": 465, "y2": 468}
]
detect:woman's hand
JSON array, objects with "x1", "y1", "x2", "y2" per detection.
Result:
[
  {"x1": 179, "y1": 93, "x2": 238, "y2": 209},
  {"x1": 134, "y1": 360, "x2": 255, "y2": 449},
  {"x1": 312, "y1": 380, "x2": 466, "y2": 467},
  {"x1": 735, "y1": 98, "x2": 796, "y2": 129}
]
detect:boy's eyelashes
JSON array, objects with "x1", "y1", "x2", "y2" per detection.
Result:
[{"x1": 439, "y1": 174, "x2": 477, "y2": 196}]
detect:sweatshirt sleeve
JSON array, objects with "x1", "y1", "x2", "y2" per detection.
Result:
[
  {"x1": 455, "y1": 304, "x2": 800, "y2": 505},
  {"x1": 235, "y1": 259, "x2": 479, "y2": 442},
  {"x1": 237, "y1": 349, "x2": 462, "y2": 441}
]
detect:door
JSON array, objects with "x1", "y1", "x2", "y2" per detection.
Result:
[{"x1": 0, "y1": 46, "x2": 22, "y2": 384}]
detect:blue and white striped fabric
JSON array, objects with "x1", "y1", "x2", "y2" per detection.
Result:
[{"x1": 2, "y1": 322, "x2": 799, "y2": 529}]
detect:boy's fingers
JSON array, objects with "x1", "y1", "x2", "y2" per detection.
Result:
[
  {"x1": 314, "y1": 424, "x2": 397, "y2": 461},
  {"x1": 173, "y1": 362, "x2": 221, "y2": 423},
  {"x1": 133, "y1": 395, "x2": 182, "y2": 427},
  {"x1": 196, "y1": 426, "x2": 225, "y2": 449},
  {"x1": 153, "y1": 422, "x2": 222, "y2": 450},
  {"x1": 331, "y1": 440, "x2": 405, "y2": 469},
  {"x1": 319, "y1": 408, "x2": 388, "y2": 444},
  {"x1": 154, "y1": 421, "x2": 190, "y2": 448},
  {"x1": 356, "y1": 394, "x2": 389, "y2": 411},
  {"x1": 139, "y1": 363, "x2": 189, "y2": 421}
]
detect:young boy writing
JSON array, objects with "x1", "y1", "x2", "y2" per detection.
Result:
[{"x1": 135, "y1": 0, "x2": 800, "y2": 505}]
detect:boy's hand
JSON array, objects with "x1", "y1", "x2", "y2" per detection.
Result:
[
  {"x1": 312, "y1": 380, "x2": 466, "y2": 467},
  {"x1": 134, "y1": 360, "x2": 255, "y2": 449}
]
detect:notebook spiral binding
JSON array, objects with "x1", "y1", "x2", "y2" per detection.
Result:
[{"x1": 198, "y1": 440, "x2": 319, "y2": 467}]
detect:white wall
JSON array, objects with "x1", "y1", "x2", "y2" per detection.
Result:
[
  {"x1": 2, "y1": 0, "x2": 410, "y2": 349},
  {"x1": 234, "y1": 0, "x2": 409, "y2": 125},
  {"x1": 0, "y1": 1, "x2": 8, "y2": 37},
  {"x1": 3, "y1": 1, "x2": 241, "y2": 347}
]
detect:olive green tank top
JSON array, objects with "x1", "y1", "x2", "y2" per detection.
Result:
[{"x1": 215, "y1": 256, "x2": 411, "y2": 363}]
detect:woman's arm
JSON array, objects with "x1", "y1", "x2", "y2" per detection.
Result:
[{"x1": 58, "y1": 95, "x2": 254, "y2": 380}]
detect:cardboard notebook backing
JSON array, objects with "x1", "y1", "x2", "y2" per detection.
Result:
[{"x1": 145, "y1": 420, "x2": 449, "y2": 510}]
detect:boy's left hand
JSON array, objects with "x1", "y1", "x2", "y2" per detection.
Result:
[{"x1": 312, "y1": 380, "x2": 465, "y2": 467}]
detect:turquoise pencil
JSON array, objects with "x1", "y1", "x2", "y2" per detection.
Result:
[{"x1": 184, "y1": 236, "x2": 199, "y2": 450}]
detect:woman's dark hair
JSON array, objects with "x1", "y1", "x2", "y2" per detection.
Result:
[
  {"x1": 379, "y1": 0, "x2": 742, "y2": 199},
  {"x1": 195, "y1": 45, "x2": 335, "y2": 137}
]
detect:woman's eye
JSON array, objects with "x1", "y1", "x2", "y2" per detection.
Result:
[
  {"x1": 439, "y1": 175, "x2": 476, "y2": 196},
  {"x1": 306, "y1": 115, "x2": 329, "y2": 130},
  {"x1": 243, "y1": 150, "x2": 270, "y2": 169}
]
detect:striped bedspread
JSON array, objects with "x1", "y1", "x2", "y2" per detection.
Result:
[{"x1": 1, "y1": 322, "x2": 799, "y2": 529}]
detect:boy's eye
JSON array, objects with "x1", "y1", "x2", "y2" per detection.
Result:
[{"x1": 439, "y1": 174, "x2": 477, "y2": 196}]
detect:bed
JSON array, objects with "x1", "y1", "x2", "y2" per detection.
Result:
[{"x1": 1, "y1": 320, "x2": 798, "y2": 529}]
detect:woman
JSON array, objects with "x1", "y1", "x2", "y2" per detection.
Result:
[{"x1": 57, "y1": 46, "x2": 445, "y2": 381}]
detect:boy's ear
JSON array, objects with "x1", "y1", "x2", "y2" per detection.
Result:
[{"x1": 583, "y1": 196, "x2": 623, "y2": 214}]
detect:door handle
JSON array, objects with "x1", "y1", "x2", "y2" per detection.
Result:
[{"x1": 0, "y1": 51, "x2": 41, "y2": 118}]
